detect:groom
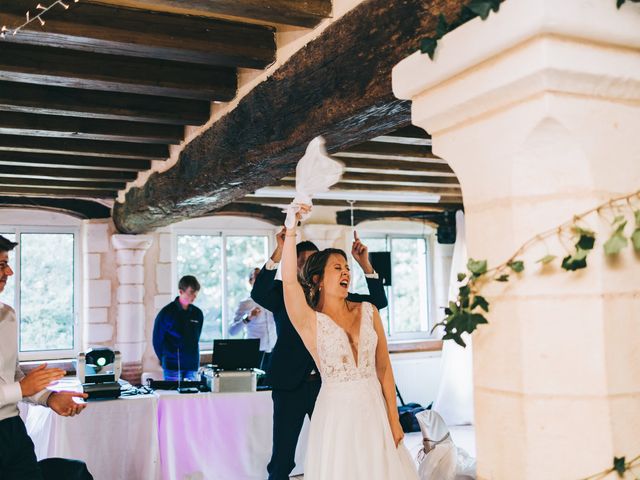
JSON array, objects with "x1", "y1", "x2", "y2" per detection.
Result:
[{"x1": 251, "y1": 229, "x2": 388, "y2": 480}]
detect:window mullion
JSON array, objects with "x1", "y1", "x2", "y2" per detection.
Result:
[{"x1": 221, "y1": 233, "x2": 228, "y2": 339}]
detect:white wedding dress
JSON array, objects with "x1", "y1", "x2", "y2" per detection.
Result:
[{"x1": 304, "y1": 302, "x2": 419, "y2": 480}]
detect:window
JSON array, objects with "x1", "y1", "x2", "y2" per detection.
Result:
[
  {"x1": 176, "y1": 232, "x2": 270, "y2": 348},
  {"x1": 351, "y1": 234, "x2": 432, "y2": 339},
  {"x1": 0, "y1": 228, "x2": 79, "y2": 359}
]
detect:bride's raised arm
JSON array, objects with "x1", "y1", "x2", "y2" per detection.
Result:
[{"x1": 281, "y1": 215, "x2": 317, "y2": 346}]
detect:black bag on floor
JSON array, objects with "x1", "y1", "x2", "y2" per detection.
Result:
[{"x1": 396, "y1": 385, "x2": 429, "y2": 433}]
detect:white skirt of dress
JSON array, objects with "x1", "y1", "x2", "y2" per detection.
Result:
[{"x1": 304, "y1": 377, "x2": 419, "y2": 480}]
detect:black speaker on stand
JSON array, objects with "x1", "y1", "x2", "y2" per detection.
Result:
[
  {"x1": 436, "y1": 210, "x2": 458, "y2": 244},
  {"x1": 369, "y1": 251, "x2": 392, "y2": 286}
]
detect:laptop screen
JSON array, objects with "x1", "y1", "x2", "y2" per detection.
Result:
[{"x1": 212, "y1": 339, "x2": 261, "y2": 370}]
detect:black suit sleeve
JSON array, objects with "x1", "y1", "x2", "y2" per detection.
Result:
[
  {"x1": 250, "y1": 266, "x2": 284, "y2": 313},
  {"x1": 347, "y1": 276, "x2": 388, "y2": 310}
]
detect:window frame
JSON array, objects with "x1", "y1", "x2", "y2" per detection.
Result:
[
  {"x1": 173, "y1": 227, "x2": 274, "y2": 350},
  {"x1": 354, "y1": 231, "x2": 436, "y2": 341},
  {"x1": 0, "y1": 224, "x2": 81, "y2": 361}
]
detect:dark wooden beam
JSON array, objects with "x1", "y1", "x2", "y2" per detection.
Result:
[
  {"x1": 0, "y1": 112, "x2": 183, "y2": 144},
  {"x1": 238, "y1": 197, "x2": 464, "y2": 210},
  {"x1": 0, "y1": 186, "x2": 116, "y2": 198},
  {"x1": 209, "y1": 203, "x2": 284, "y2": 225},
  {"x1": 0, "y1": 43, "x2": 237, "y2": 101},
  {"x1": 0, "y1": 165, "x2": 136, "y2": 182},
  {"x1": 0, "y1": 197, "x2": 111, "y2": 219},
  {"x1": 1, "y1": 2, "x2": 275, "y2": 68},
  {"x1": 336, "y1": 209, "x2": 446, "y2": 226},
  {"x1": 114, "y1": 0, "x2": 469, "y2": 233},
  {"x1": 297, "y1": 171, "x2": 460, "y2": 185},
  {"x1": 274, "y1": 181, "x2": 462, "y2": 196},
  {"x1": 86, "y1": 0, "x2": 332, "y2": 28},
  {"x1": 335, "y1": 141, "x2": 437, "y2": 160},
  {"x1": 0, "y1": 177, "x2": 127, "y2": 191},
  {"x1": 341, "y1": 158, "x2": 454, "y2": 174},
  {"x1": 0, "y1": 135, "x2": 168, "y2": 159},
  {"x1": 0, "y1": 81, "x2": 211, "y2": 125},
  {"x1": 0, "y1": 151, "x2": 150, "y2": 172}
]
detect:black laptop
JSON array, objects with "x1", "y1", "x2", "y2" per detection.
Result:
[{"x1": 212, "y1": 339, "x2": 261, "y2": 371}]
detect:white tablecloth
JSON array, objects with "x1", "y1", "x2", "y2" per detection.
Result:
[
  {"x1": 25, "y1": 394, "x2": 161, "y2": 480},
  {"x1": 25, "y1": 388, "x2": 309, "y2": 480},
  {"x1": 156, "y1": 390, "x2": 309, "y2": 480}
]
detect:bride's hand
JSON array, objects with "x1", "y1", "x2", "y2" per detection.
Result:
[{"x1": 391, "y1": 420, "x2": 404, "y2": 447}]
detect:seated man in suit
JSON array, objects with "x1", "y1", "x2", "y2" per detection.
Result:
[{"x1": 251, "y1": 230, "x2": 387, "y2": 480}]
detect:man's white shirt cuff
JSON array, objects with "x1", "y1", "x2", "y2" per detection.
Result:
[
  {"x1": 364, "y1": 271, "x2": 379, "y2": 279},
  {"x1": 265, "y1": 259, "x2": 279, "y2": 271},
  {"x1": 0, "y1": 382, "x2": 22, "y2": 407}
]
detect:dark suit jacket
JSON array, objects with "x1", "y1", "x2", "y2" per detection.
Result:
[{"x1": 251, "y1": 266, "x2": 388, "y2": 391}]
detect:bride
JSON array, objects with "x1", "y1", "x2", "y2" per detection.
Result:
[{"x1": 281, "y1": 207, "x2": 418, "y2": 480}]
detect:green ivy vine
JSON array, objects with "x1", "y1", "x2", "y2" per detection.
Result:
[{"x1": 420, "y1": 0, "x2": 640, "y2": 60}]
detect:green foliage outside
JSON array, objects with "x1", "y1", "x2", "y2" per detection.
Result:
[
  {"x1": 176, "y1": 235, "x2": 268, "y2": 345},
  {"x1": 0, "y1": 232, "x2": 75, "y2": 352}
]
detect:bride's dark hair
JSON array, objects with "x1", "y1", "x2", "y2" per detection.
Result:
[{"x1": 300, "y1": 248, "x2": 348, "y2": 308}]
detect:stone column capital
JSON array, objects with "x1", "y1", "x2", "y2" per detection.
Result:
[
  {"x1": 392, "y1": 0, "x2": 640, "y2": 134},
  {"x1": 111, "y1": 234, "x2": 153, "y2": 251}
]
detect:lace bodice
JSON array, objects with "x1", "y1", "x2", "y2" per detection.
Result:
[{"x1": 315, "y1": 302, "x2": 378, "y2": 383}]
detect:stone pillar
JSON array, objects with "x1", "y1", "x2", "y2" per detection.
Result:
[
  {"x1": 393, "y1": 0, "x2": 640, "y2": 478},
  {"x1": 111, "y1": 234, "x2": 153, "y2": 384}
]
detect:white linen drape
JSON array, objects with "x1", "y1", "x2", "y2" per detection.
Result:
[{"x1": 432, "y1": 210, "x2": 474, "y2": 426}]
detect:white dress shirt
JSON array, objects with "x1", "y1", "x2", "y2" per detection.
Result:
[
  {"x1": 0, "y1": 302, "x2": 51, "y2": 422},
  {"x1": 229, "y1": 298, "x2": 277, "y2": 352}
]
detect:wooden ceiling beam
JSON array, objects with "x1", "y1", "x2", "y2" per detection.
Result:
[
  {"x1": 0, "y1": 44, "x2": 237, "y2": 101},
  {"x1": 0, "y1": 152, "x2": 150, "y2": 172},
  {"x1": 0, "y1": 177, "x2": 127, "y2": 191},
  {"x1": 85, "y1": 0, "x2": 332, "y2": 28},
  {"x1": 281, "y1": 171, "x2": 460, "y2": 185},
  {"x1": 0, "y1": 186, "x2": 117, "y2": 198},
  {"x1": 0, "y1": 165, "x2": 137, "y2": 182},
  {"x1": 208, "y1": 203, "x2": 284, "y2": 225},
  {"x1": 335, "y1": 141, "x2": 438, "y2": 161},
  {"x1": 0, "y1": 81, "x2": 211, "y2": 125},
  {"x1": 0, "y1": 2, "x2": 275, "y2": 68},
  {"x1": 274, "y1": 180, "x2": 462, "y2": 196},
  {"x1": 341, "y1": 158, "x2": 455, "y2": 174},
  {"x1": 336, "y1": 209, "x2": 446, "y2": 226},
  {"x1": 114, "y1": 0, "x2": 470, "y2": 233},
  {"x1": 0, "y1": 196, "x2": 111, "y2": 219},
  {"x1": 0, "y1": 112, "x2": 184, "y2": 144},
  {"x1": 0, "y1": 135, "x2": 168, "y2": 160},
  {"x1": 238, "y1": 197, "x2": 464, "y2": 210}
]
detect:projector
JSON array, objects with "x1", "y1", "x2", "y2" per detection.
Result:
[{"x1": 77, "y1": 348, "x2": 122, "y2": 400}]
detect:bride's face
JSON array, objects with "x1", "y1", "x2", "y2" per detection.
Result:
[{"x1": 320, "y1": 253, "x2": 350, "y2": 299}]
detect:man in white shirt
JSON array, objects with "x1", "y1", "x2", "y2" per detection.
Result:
[
  {"x1": 229, "y1": 267, "x2": 277, "y2": 354},
  {"x1": 0, "y1": 235, "x2": 88, "y2": 479}
]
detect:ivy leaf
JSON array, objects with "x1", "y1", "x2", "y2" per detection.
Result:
[
  {"x1": 448, "y1": 301, "x2": 459, "y2": 314},
  {"x1": 576, "y1": 233, "x2": 596, "y2": 251},
  {"x1": 471, "y1": 295, "x2": 489, "y2": 312},
  {"x1": 536, "y1": 254, "x2": 556, "y2": 264},
  {"x1": 495, "y1": 274, "x2": 509, "y2": 282},
  {"x1": 613, "y1": 456, "x2": 626, "y2": 476},
  {"x1": 561, "y1": 250, "x2": 588, "y2": 271},
  {"x1": 420, "y1": 37, "x2": 438, "y2": 59},
  {"x1": 435, "y1": 14, "x2": 448, "y2": 39},
  {"x1": 508, "y1": 260, "x2": 525, "y2": 273},
  {"x1": 467, "y1": 258, "x2": 488, "y2": 276},
  {"x1": 631, "y1": 228, "x2": 640, "y2": 251},
  {"x1": 617, "y1": 0, "x2": 625, "y2": 7},
  {"x1": 603, "y1": 220, "x2": 628, "y2": 255},
  {"x1": 634, "y1": 210, "x2": 640, "y2": 227},
  {"x1": 467, "y1": 0, "x2": 499, "y2": 19},
  {"x1": 457, "y1": 272, "x2": 467, "y2": 282}
]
